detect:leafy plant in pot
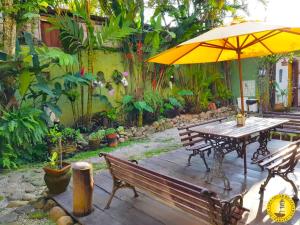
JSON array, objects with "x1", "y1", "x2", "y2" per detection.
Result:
[
  {"x1": 43, "y1": 138, "x2": 71, "y2": 195},
  {"x1": 105, "y1": 128, "x2": 118, "y2": 147},
  {"x1": 88, "y1": 129, "x2": 105, "y2": 149}
]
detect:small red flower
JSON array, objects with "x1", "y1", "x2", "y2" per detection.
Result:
[
  {"x1": 126, "y1": 53, "x2": 133, "y2": 60},
  {"x1": 80, "y1": 67, "x2": 85, "y2": 77}
]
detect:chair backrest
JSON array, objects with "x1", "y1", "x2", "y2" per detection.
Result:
[
  {"x1": 100, "y1": 153, "x2": 225, "y2": 225},
  {"x1": 177, "y1": 117, "x2": 227, "y2": 147}
]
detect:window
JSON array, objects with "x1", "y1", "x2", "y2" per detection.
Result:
[{"x1": 279, "y1": 69, "x2": 283, "y2": 83}]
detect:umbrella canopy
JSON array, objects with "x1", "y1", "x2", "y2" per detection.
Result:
[{"x1": 147, "y1": 21, "x2": 300, "y2": 113}]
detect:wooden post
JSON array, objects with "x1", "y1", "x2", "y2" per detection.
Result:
[
  {"x1": 72, "y1": 162, "x2": 94, "y2": 217},
  {"x1": 236, "y1": 36, "x2": 245, "y2": 114}
]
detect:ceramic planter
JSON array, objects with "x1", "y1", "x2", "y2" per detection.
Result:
[
  {"x1": 43, "y1": 162, "x2": 71, "y2": 195},
  {"x1": 106, "y1": 133, "x2": 118, "y2": 147},
  {"x1": 236, "y1": 114, "x2": 246, "y2": 127},
  {"x1": 274, "y1": 103, "x2": 285, "y2": 112}
]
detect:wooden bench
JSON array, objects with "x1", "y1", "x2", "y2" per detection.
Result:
[
  {"x1": 255, "y1": 140, "x2": 300, "y2": 202},
  {"x1": 263, "y1": 112, "x2": 300, "y2": 140},
  {"x1": 99, "y1": 153, "x2": 249, "y2": 225},
  {"x1": 177, "y1": 117, "x2": 227, "y2": 171}
]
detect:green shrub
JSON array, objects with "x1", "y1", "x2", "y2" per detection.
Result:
[
  {"x1": 105, "y1": 128, "x2": 116, "y2": 136},
  {"x1": 0, "y1": 107, "x2": 48, "y2": 169},
  {"x1": 89, "y1": 129, "x2": 105, "y2": 140}
]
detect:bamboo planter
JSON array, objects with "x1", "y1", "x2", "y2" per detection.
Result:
[{"x1": 88, "y1": 139, "x2": 101, "y2": 149}]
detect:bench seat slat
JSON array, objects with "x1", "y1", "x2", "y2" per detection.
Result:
[{"x1": 180, "y1": 134, "x2": 203, "y2": 142}]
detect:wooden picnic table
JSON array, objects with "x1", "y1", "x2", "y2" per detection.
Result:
[{"x1": 191, "y1": 117, "x2": 289, "y2": 190}]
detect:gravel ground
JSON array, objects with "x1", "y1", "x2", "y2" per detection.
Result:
[{"x1": 0, "y1": 128, "x2": 182, "y2": 225}]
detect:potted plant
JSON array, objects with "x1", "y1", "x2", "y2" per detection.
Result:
[
  {"x1": 47, "y1": 126, "x2": 82, "y2": 154},
  {"x1": 88, "y1": 129, "x2": 105, "y2": 149},
  {"x1": 236, "y1": 113, "x2": 246, "y2": 127},
  {"x1": 105, "y1": 128, "x2": 118, "y2": 147},
  {"x1": 43, "y1": 139, "x2": 71, "y2": 195},
  {"x1": 47, "y1": 125, "x2": 63, "y2": 154},
  {"x1": 62, "y1": 128, "x2": 82, "y2": 153}
]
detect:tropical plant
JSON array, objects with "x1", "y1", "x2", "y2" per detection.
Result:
[
  {"x1": 105, "y1": 127, "x2": 116, "y2": 136},
  {"x1": 47, "y1": 125, "x2": 63, "y2": 147},
  {"x1": 116, "y1": 126, "x2": 125, "y2": 134},
  {"x1": 62, "y1": 127, "x2": 83, "y2": 145},
  {"x1": 121, "y1": 95, "x2": 154, "y2": 127},
  {"x1": 50, "y1": 0, "x2": 136, "y2": 126},
  {"x1": 0, "y1": 107, "x2": 48, "y2": 168},
  {"x1": 89, "y1": 129, "x2": 105, "y2": 141}
]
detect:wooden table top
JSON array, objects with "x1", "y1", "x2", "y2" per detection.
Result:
[{"x1": 191, "y1": 117, "x2": 289, "y2": 139}]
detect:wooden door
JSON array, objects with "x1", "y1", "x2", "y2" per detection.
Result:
[
  {"x1": 292, "y1": 60, "x2": 299, "y2": 107},
  {"x1": 40, "y1": 21, "x2": 61, "y2": 47}
]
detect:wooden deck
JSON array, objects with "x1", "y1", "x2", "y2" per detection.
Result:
[{"x1": 54, "y1": 140, "x2": 300, "y2": 225}]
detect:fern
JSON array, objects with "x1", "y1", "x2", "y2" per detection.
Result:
[{"x1": 0, "y1": 107, "x2": 48, "y2": 168}]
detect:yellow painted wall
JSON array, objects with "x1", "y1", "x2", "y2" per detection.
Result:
[{"x1": 50, "y1": 50, "x2": 126, "y2": 126}]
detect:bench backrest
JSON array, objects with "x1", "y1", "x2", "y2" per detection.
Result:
[
  {"x1": 259, "y1": 140, "x2": 300, "y2": 171},
  {"x1": 263, "y1": 113, "x2": 300, "y2": 131},
  {"x1": 177, "y1": 117, "x2": 227, "y2": 147},
  {"x1": 100, "y1": 153, "x2": 227, "y2": 225}
]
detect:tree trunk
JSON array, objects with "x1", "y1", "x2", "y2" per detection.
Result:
[
  {"x1": 72, "y1": 162, "x2": 94, "y2": 217},
  {"x1": 3, "y1": 0, "x2": 16, "y2": 57}
]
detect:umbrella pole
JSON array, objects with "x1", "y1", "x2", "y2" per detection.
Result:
[{"x1": 237, "y1": 52, "x2": 245, "y2": 114}]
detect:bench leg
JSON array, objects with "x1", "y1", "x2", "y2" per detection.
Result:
[
  {"x1": 105, "y1": 185, "x2": 118, "y2": 209},
  {"x1": 105, "y1": 181, "x2": 139, "y2": 209},
  {"x1": 259, "y1": 173, "x2": 272, "y2": 194}
]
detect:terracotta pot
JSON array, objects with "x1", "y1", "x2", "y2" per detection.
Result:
[
  {"x1": 208, "y1": 102, "x2": 217, "y2": 110},
  {"x1": 274, "y1": 103, "x2": 285, "y2": 112},
  {"x1": 106, "y1": 133, "x2": 118, "y2": 147},
  {"x1": 43, "y1": 162, "x2": 71, "y2": 195}
]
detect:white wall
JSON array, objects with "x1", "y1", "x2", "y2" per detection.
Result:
[{"x1": 275, "y1": 59, "x2": 289, "y2": 105}]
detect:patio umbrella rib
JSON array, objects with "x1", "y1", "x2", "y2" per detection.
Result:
[
  {"x1": 280, "y1": 29, "x2": 300, "y2": 36},
  {"x1": 240, "y1": 34, "x2": 250, "y2": 48},
  {"x1": 201, "y1": 42, "x2": 236, "y2": 50},
  {"x1": 216, "y1": 39, "x2": 229, "y2": 62},
  {"x1": 168, "y1": 43, "x2": 203, "y2": 65},
  {"x1": 242, "y1": 30, "x2": 279, "y2": 49},
  {"x1": 224, "y1": 39, "x2": 236, "y2": 49},
  {"x1": 251, "y1": 34, "x2": 274, "y2": 54}
]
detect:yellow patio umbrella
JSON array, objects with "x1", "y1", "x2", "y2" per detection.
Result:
[{"x1": 147, "y1": 21, "x2": 300, "y2": 113}]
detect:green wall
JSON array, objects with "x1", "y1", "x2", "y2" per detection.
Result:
[
  {"x1": 49, "y1": 50, "x2": 126, "y2": 126},
  {"x1": 229, "y1": 58, "x2": 260, "y2": 101}
]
